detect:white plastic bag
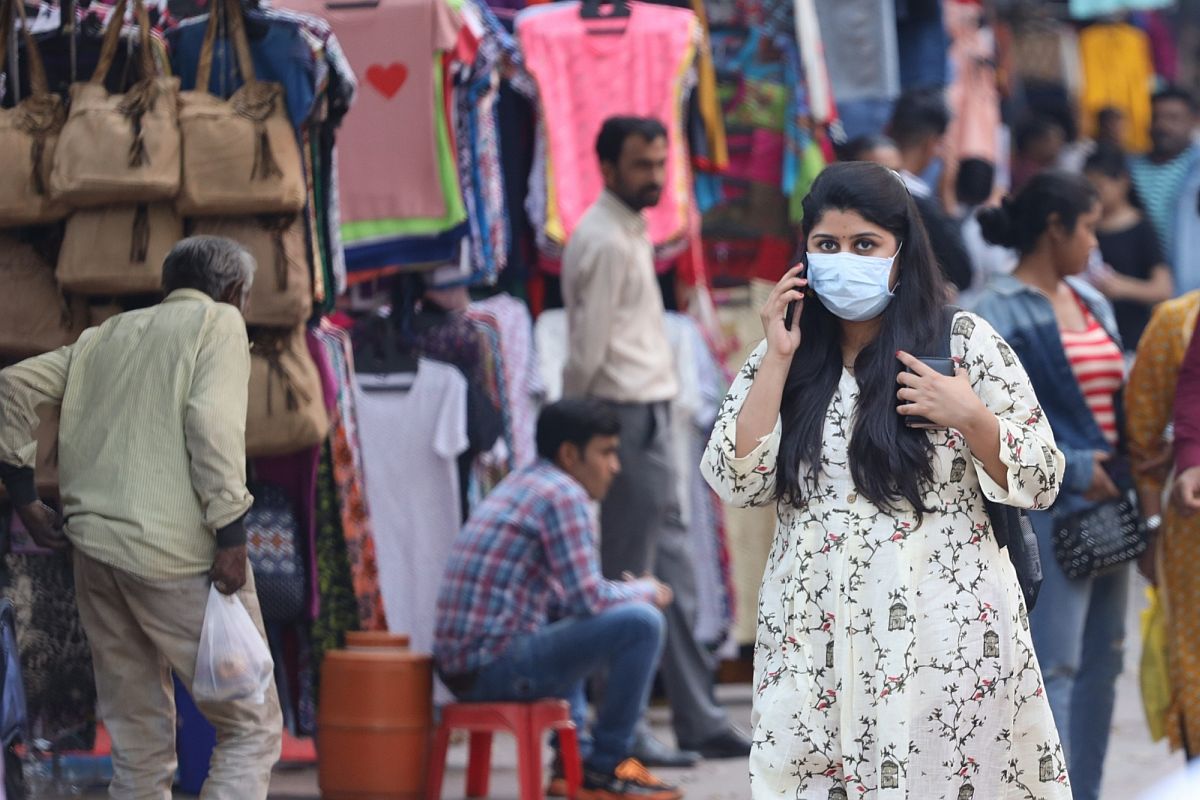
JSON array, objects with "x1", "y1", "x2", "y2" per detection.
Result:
[{"x1": 193, "y1": 586, "x2": 275, "y2": 705}]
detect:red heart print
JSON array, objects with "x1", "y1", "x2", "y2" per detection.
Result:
[{"x1": 366, "y1": 63, "x2": 409, "y2": 100}]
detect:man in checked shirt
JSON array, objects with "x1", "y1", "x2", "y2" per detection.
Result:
[{"x1": 434, "y1": 399, "x2": 683, "y2": 800}]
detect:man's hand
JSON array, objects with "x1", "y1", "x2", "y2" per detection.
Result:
[
  {"x1": 16, "y1": 501, "x2": 68, "y2": 552},
  {"x1": 210, "y1": 544, "x2": 248, "y2": 595},
  {"x1": 623, "y1": 571, "x2": 674, "y2": 610}
]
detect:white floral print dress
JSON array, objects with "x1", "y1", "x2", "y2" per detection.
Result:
[{"x1": 701, "y1": 313, "x2": 1073, "y2": 800}]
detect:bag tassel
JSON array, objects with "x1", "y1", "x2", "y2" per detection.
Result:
[
  {"x1": 128, "y1": 115, "x2": 148, "y2": 168},
  {"x1": 253, "y1": 124, "x2": 283, "y2": 181},
  {"x1": 29, "y1": 137, "x2": 46, "y2": 196},
  {"x1": 130, "y1": 204, "x2": 151, "y2": 264},
  {"x1": 270, "y1": 223, "x2": 288, "y2": 291}
]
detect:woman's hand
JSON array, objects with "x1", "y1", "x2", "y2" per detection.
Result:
[
  {"x1": 1083, "y1": 451, "x2": 1120, "y2": 502},
  {"x1": 759, "y1": 264, "x2": 807, "y2": 361},
  {"x1": 895, "y1": 352, "x2": 989, "y2": 432}
]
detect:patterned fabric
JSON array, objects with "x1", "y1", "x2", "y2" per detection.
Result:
[
  {"x1": 1126, "y1": 292, "x2": 1200, "y2": 751},
  {"x1": 467, "y1": 295, "x2": 543, "y2": 469},
  {"x1": 310, "y1": 441, "x2": 360, "y2": 690},
  {"x1": 315, "y1": 321, "x2": 387, "y2": 631},
  {"x1": 246, "y1": 482, "x2": 307, "y2": 624},
  {"x1": 701, "y1": 314, "x2": 1071, "y2": 799},
  {"x1": 1059, "y1": 299, "x2": 1125, "y2": 446},
  {"x1": 2, "y1": 548, "x2": 96, "y2": 751},
  {"x1": 1132, "y1": 147, "x2": 1200, "y2": 260},
  {"x1": 434, "y1": 461, "x2": 656, "y2": 676}
]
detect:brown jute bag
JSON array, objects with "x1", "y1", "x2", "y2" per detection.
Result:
[
  {"x1": 0, "y1": 233, "x2": 86, "y2": 359},
  {"x1": 190, "y1": 215, "x2": 312, "y2": 326},
  {"x1": 177, "y1": 0, "x2": 305, "y2": 216},
  {"x1": 49, "y1": 0, "x2": 181, "y2": 207},
  {"x1": 57, "y1": 204, "x2": 183, "y2": 294},
  {"x1": 246, "y1": 327, "x2": 328, "y2": 457},
  {"x1": 0, "y1": 405, "x2": 61, "y2": 501},
  {"x1": 0, "y1": 0, "x2": 66, "y2": 226}
]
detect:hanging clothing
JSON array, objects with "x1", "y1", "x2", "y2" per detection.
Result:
[
  {"x1": 1079, "y1": 23, "x2": 1154, "y2": 153},
  {"x1": 945, "y1": 0, "x2": 1000, "y2": 163},
  {"x1": 702, "y1": 315, "x2": 1071, "y2": 800},
  {"x1": 284, "y1": 0, "x2": 464, "y2": 227},
  {"x1": 1070, "y1": 0, "x2": 1172, "y2": 20},
  {"x1": 357, "y1": 359, "x2": 468, "y2": 673},
  {"x1": 812, "y1": 0, "x2": 899, "y2": 103},
  {"x1": 517, "y1": 1, "x2": 698, "y2": 249}
]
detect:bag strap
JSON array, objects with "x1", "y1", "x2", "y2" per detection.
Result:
[
  {"x1": 196, "y1": 0, "x2": 258, "y2": 96},
  {"x1": 0, "y1": 0, "x2": 51, "y2": 97},
  {"x1": 91, "y1": 0, "x2": 155, "y2": 86}
]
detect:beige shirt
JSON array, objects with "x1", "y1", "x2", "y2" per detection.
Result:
[
  {"x1": 0, "y1": 290, "x2": 253, "y2": 580},
  {"x1": 561, "y1": 190, "x2": 678, "y2": 404}
]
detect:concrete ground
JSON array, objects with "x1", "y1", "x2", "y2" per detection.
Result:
[{"x1": 66, "y1": 577, "x2": 1187, "y2": 799}]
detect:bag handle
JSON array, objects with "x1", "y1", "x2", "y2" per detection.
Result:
[
  {"x1": 91, "y1": 0, "x2": 155, "y2": 86},
  {"x1": 196, "y1": 0, "x2": 258, "y2": 96},
  {"x1": 0, "y1": 0, "x2": 51, "y2": 97}
]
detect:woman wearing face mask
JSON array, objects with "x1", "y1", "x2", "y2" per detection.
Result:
[
  {"x1": 701, "y1": 162, "x2": 1069, "y2": 799},
  {"x1": 971, "y1": 172, "x2": 1127, "y2": 800}
]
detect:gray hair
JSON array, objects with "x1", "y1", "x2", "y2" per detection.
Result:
[{"x1": 161, "y1": 236, "x2": 256, "y2": 302}]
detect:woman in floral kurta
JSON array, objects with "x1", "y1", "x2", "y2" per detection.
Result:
[
  {"x1": 1126, "y1": 291, "x2": 1200, "y2": 752},
  {"x1": 700, "y1": 163, "x2": 1071, "y2": 800}
]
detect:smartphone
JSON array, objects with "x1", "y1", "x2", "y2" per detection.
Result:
[
  {"x1": 784, "y1": 300, "x2": 798, "y2": 331},
  {"x1": 900, "y1": 356, "x2": 955, "y2": 429}
]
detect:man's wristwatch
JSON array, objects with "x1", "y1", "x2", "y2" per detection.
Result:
[{"x1": 1143, "y1": 514, "x2": 1163, "y2": 535}]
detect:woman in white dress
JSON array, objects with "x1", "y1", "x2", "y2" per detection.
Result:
[{"x1": 702, "y1": 162, "x2": 1073, "y2": 799}]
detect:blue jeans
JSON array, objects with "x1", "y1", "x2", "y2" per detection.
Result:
[
  {"x1": 458, "y1": 603, "x2": 666, "y2": 774},
  {"x1": 1028, "y1": 510, "x2": 1131, "y2": 800}
]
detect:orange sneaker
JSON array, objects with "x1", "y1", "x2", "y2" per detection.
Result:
[{"x1": 575, "y1": 758, "x2": 683, "y2": 800}]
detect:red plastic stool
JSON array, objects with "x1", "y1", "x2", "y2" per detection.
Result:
[{"x1": 426, "y1": 699, "x2": 582, "y2": 800}]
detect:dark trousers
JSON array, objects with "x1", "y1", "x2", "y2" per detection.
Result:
[{"x1": 598, "y1": 401, "x2": 729, "y2": 745}]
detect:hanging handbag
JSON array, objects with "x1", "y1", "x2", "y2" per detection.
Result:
[
  {"x1": 49, "y1": 0, "x2": 181, "y2": 207},
  {"x1": 190, "y1": 214, "x2": 312, "y2": 326},
  {"x1": 57, "y1": 203, "x2": 183, "y2": 294},
  {"x1": 1051, "y1": 458, "x2": 1144, "y2": 579},
  {"x1": 245, "y1": 481, "x2": 307, "y2": 623},
  {"x1": 0, "y1": 233, "x2": 86, "y2": 359},
  {"x1": 246, "y1": 326, "x2": 329, "y2": 457},
  {"x1": 0, "y1": 0, "x2": 66, "y2": 227},
  {"x1": 177, "y1": 0, "x2": 305, "y2": 216}
]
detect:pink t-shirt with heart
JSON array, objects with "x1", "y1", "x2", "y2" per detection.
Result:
[{"x1": 285, "y1": 0, "x2": 461, "y2": 223}]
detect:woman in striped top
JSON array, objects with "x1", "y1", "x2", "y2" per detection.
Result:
[{"x1": 972, "y1": 171, "x2": 1130, "y2": 800}]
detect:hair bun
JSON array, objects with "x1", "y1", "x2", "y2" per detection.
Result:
[{"x1": 976, "y1": 202, "x2": 1018, "y2": 249}]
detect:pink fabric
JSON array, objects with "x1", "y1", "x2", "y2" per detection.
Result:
[
  {"x1": 284, "y1": 0, "x2": 461, "y2": 223},
  {"x1": 945, "y1": 0, "x2": 1001, "y2": 162},
  {"x1": 518, "y1": 1, "x2": 696, "y2": 247}
]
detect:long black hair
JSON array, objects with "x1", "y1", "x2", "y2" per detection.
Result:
[{"x1": 777, "y1": 162, "x2": 947, "y2": 517}]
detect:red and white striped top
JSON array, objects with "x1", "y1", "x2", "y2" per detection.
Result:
[{"x1": 1060, "y1": 297, "x2": 1125, "y2": 445}]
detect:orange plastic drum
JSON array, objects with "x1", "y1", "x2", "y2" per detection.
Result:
[
  {"x1": 318, "y1": 643, "x2": 433, "y2": 799},
  {"x1": 345, "y1": 631, "x2": 411, "y2": 650}
]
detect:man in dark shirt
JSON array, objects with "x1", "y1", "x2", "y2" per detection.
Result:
[
  {"x1": 435, "y1": 399, "x2": 682, "y2": 800},
  {"x1": 885, "y1": 89, "x2": 974, "y2": 295}
]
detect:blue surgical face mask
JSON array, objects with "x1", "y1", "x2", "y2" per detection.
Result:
[{"x1": 806, "y1": 244, "x2": 902, "y2": 322}]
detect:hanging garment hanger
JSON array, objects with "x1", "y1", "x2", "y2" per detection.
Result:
[{"x1": 580, "y1": 0, "x2": 630, "y2": 35}]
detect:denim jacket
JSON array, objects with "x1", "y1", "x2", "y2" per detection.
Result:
[{"x1": 970, "y1": 274, "x2": 1123, "y2": 518}]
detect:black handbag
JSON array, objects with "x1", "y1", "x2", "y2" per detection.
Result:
[
  {"x1": 245, "y1": 481, "x2": 307, "y2": 623},
  {"x1": 939, "y1": 307, "x2": 1044, "y2": 610},
  {"x1": 1051, "y1": 465, "x2": 1143, "y2": 580}
]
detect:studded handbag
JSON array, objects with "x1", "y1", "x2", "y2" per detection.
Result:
[{"x1": 1051, "y1": 465, "x2": 1143, "y2": 580}]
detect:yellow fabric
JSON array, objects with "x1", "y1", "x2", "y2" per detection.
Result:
[
  {"x1": 1079, "y1": 23, "x2": 1154, "y2": 154},
  {"x1": 1126, "y1": 290, "x2": 1200, "y2": 750},
  {"x1": 688, "y1": 0, "x2": 727, "y2": 170},
  {"x1": 1142, "y1": 584, "x2": 1171, "y2": 742},
  {"x1": 0, "y1": 290, "x2": 253, "y2": 580}
]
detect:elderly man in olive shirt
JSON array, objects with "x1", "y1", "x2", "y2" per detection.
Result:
[
  {"x1": 0, "y1": 237, "x2": 281, "y2": 799},
  {"x1": 562, "y1": 117, "x2": 751, "y2": 765}
]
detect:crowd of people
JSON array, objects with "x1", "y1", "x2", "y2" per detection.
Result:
[{"x1": 4, "y1": 84, "x2": 1200, "y2": 800}]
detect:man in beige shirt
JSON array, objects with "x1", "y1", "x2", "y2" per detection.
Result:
[
  {"x1": 0, "y1": 237, "x2": 281, "y2": 799},
  {"x1": 562, "y1": 117, "x2": 750, "y2": 766}
]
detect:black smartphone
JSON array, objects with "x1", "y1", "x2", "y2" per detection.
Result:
[
  {"x1": 784, "y1": 300, "x2": 798, "y2": 331},
  {"x1": 900, "y1": 356, "x2": 955, "y2": 429}
]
